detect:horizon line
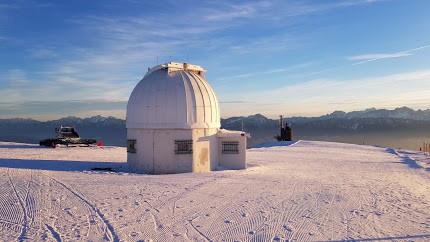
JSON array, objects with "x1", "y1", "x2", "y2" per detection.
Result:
[{"x1": 1, "y1": 106, "x2": 429, "y2": 122}]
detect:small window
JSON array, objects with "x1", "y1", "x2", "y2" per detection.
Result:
[
  {"x1": 175, "y1": 140, "x2": 193, "y2": 154},
  {"x1": 127, "y1": 139, "x2": 136, "y2": 153},
  {"x1": 222, "y1": 141, "x2": 239, "y2": 154}
]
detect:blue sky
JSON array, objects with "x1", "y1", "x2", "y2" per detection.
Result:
[{"x1": 1, "y1": 0, "x2": 429, "y2": 120}]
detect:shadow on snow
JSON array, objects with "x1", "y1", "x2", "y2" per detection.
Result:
[
  {"x1": 321, "y1": 233, "x2": 430, "y2": 242},
  {"x1": 385, "y1": 148, "x2": 422, "y2": 169},
  {"x1": 0, "y1": 144, "x2": 49, "y2": 149},
  {"x1": 253, "y1": 140, "x2": 299, "y2": 149},
  {"x1": 0, "y1": 158, "x2": 126, "y2": 172}
]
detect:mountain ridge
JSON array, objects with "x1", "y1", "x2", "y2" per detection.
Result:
[
  {"x1": 1, "y1": 106, "x2": 430, "y2": 150},
  {"x1": 3, "y1": 106, "x2": 430, "y2": 124}
]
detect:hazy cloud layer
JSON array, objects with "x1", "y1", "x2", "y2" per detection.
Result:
[
  {"x1": 221, "y1": 69, "x2": 430, "y2": 118},
  {"x1": 0, "y1": 100, "x2": 127, "y2": 120}
]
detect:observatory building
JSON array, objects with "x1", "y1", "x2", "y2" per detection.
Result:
[{"x1": 126, "y1": 62, "x2": 250, "y2": 174}]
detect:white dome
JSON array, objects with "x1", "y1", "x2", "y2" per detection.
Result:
[{"x1": 126, "y1": 62, "x2": 221, "y2": 129}]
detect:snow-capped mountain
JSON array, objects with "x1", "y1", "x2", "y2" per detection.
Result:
[
  {"x1": 220, "y1": 107, "x2": 430, "y2": 149},
  {"x1": 0, "y1": 116, "x2": 126, "y2": 146},
  {"x1": 1, "y1": 107, "x2": 430, "y2": 149},
  {"x1": 320, "y1": 106, "x2": 430, "y2": 121}
]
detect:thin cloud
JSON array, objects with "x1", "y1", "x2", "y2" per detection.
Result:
[
  {"x1": 347, "y1": 53, "x2": 411, "y2": 61},
  {"x1": 337, "y1": 0, "x2": 385, "y2": 7},
  {"x1": 352, "y1": 44, "x2": 430, "y2": 65},
  {"x1": 219, "y1": 62, "x2": 313, "y2": 81},
  {"x1": 289, "y1": 43, "x2": 430, "y2": 78},
  {"x1": 220, "y1": 100, "x2": 251, "y2": 104},
  {"x1": 205, "y1": 3, "x2": 258, "y2": 21}
]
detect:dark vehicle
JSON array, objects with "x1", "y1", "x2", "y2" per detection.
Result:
[{"x1": 39, "y1": 125, "x2": 97, "y2": 147}]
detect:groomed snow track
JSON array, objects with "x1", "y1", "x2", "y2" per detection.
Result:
[{"x1": 0, "y1": 141, "x2": 429, "y2": 241}]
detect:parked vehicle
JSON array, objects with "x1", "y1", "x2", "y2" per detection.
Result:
[{"x1": 39, "y1": 125, "x2": 97, "y2": 147}]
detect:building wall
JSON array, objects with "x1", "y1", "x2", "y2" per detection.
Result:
[
  {"x1": 127, "y1": 128, "x2": 246, "y2": 173},
  {"x1": 127, "y1": 128, "x2": 194, "y2": 174},
  {"x1": 127, "y1": 128, "x2": 220, "y2": 174},
  {"x1": 218, "y1": 136, "x2": 247, "y2": 170},
  {"x1": 192, "y1": 128, "x2": 219, "y2": 172},
  {"x1": 127, "y1": 129, "x2": 153, "y2": 173}
]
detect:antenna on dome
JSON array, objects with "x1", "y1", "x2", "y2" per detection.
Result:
[{"x1": 156, "y1": 56, "x2": 159, "y2": 65}]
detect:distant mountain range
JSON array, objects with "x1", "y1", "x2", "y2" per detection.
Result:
[
  {"x1": 223, "y1": 107, "x2": 430, "y2": 148},
  {"x1": 0, "y1": 115, "x2": 126, "y2": 146},
  {"x1": 1, "y1": 107, "x2": 430, "y2": 150}
]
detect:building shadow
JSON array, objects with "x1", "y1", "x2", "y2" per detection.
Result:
[
  {"x1": 0, "y1": 144, "x2": 48, "y2": 149},
  {"x1": 0, "y1": 158, "x2": 127, "y2": 172},
  {"x1": 253, "y1": 140, "x2": 299, "y2": 149}
]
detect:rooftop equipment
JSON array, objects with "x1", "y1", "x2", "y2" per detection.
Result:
[{"x1": 275, "y1": 115, "x2": 294, "y2": 141}]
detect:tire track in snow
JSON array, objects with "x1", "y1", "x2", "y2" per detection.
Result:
[
  {"x1": 47, "y1": 176, "x2": 119, "y2": 242},
  {"x1": 45, "y1": 224, "x2": 62, "y2": 242},
  {"x1": 229, "y1": 180, "x2": 299, "y2": 241},
  {"x1": 0, "y1": 178, "x2": 22, "y2": 234},
  {"x1": 286, "y1": 184, "x2": 320, "y2": 242},
  {"x1": 203, "y1": 181, "x2": 254, "y2": 239},
  {"x1": 137, "y1": 177, "x2": 248, "y2": 241},
  {"x1": 24, "y1": 171, "x2": 37, "y2": 234},
  {"x1": 7, "y1": 169, "x2": 29, "y2": 241},
  {"x1": 133, "y1": 177, "x2": 231, "y2": 241},
  {"x1": 151, "y1": 179, "x2": 225, "y2": 241},
  {"x1": 188, "y1": 216, "x2": 211, "y2": 242},
  {"x1": 318, "y1": 185, "x2": 340, "y2": 240},
  {"x1": 208, "y1": 179, "x2": 287, "y2": 240},
  {"x1": 272, "y1": 180, "x2": 302, "y2": 240},
  {"x1": 1, "y1": 169, "x2": 55, "y2": 240}
]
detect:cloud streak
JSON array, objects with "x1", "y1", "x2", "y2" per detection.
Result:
[
  {"x1": 347, "y1": 53, "x2": 411, "y2": 61},
  {"x1": 351, "y1": 44, "x2": 430, "y2": 65}
]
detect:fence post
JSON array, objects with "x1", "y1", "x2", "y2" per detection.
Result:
[{"x1": 424, "y1": 143, "x2": 430, "y2": 156}]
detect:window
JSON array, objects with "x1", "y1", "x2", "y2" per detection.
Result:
[
  {"x1": 175, "y1": 140, "x2": 193, "y2": 154},
  {"x1": 222, "y1": 141, "x2": 239, "y2": 154},
  {"x1": 127, "y1": 139, "x2": 136, "y2": 153}
]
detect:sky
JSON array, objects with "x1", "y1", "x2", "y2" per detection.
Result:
[{"x1": 1, "y1": 0, "x2": 429, "y2": 121}]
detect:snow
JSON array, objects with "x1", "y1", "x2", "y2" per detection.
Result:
[
  {"x1": 217, "y1": 129, "x2": 251, "y2": 138},
  {"x1": 0, "y1": 140, "x2": 429, "y2": 241}
]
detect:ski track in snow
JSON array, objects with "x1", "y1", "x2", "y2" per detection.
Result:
[{"x1": 0, "y1": 141, "x2": 429, "y2": 241}]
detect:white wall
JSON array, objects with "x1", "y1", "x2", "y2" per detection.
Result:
[
  {"x1": 192, "y1": 140, "x2": 210, "y2": 172},
  {"x1": 128, "y1": 128, "x2": 245, "y2": 174},
  {"x1": 218, "y1": 136, "x2": 247, "y2": 170},
  {"x1": 193, "y1": 128, "x2": 219, "y2": 171},
  {"x1": 127, "y1": 129, "x2": 194, "y2": 174},
  {"x1": 127, "y1": 129, "x2": 154, "y2": 173}
]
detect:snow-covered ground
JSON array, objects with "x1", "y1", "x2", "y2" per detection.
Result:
[{"x1": 0, "y1": 140, "x2": 429, "y2": 241}]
